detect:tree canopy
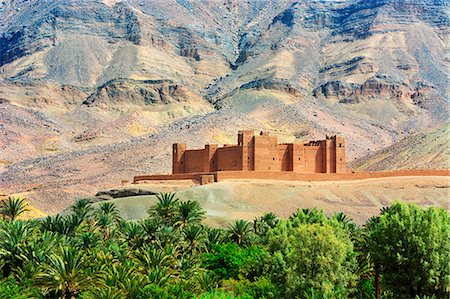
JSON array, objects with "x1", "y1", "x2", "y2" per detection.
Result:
[{"x1": 0, "y1": 195, "x2": 448, "y2": 298}]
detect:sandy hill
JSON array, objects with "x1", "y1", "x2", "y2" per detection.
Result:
[
  {"x1": 351, "y1": 123, "x2": 449, "y2": 171},
  {"x1": 81, "y1": 176, "x2": 449, "y2": 226}
]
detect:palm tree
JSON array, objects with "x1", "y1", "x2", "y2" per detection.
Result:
[
  {"x1": 195, "y1": 271, "x2": 219, "y2": 293},
  {"x1": 140, "y1": 218, "x2": 159, "y2": 244},
  {"x1": 70, "y1": 198, "x2": 93, "y2": 220},
  {"x1": 333, "y1": 211, "x2": 356, "y2": 231},
  {"x1": 98, "y1": 263, "x2": 146, "y2": 298},
  {"x1": 0, "y1": 197, "x2": 29, "y2": 220},
  {"x1": 95, "y1": 213, "x2": 115, "y2": 240},
  {"x1": 148, "y1": 193, "x2": 179, "y2": 225},
  {"x1": 228, "y1": 219, "x2": 252, "y2": 246},
  {"x1": 182, "y1": 225, "x2": 205, "y2": 254},
  {"x1": 177, "y1": 255, "x2": 200, "y2": 279},
  {"x1": 136, "y1": 246, "x2": 170, "y2": 270},
  {"x1": 76, "y1": 231, "x2": 101, "y2": 251},
  {"x1": 253, "y1": 212, "x2": 279, "y2": 236},
  {"x1": 0, "y1": 220, "x2": 31, "y2": 277},
  {"x1": 205, "y1": 227, "x2": 225, "y2": 252},
  {"x1": 119, "y1": 221, "x2": 145, "y2": 249},
  {"x1": 333, "y1": 211, "x2": 351, "y2": 223},
  {"x1": 155, "y1": 225, "x2": 179, "y2": 248},
  {"x1": 94, "y1": 202, "x2": 122, "y2": 222},
  {"x1": 147, "y1": 266, "x2": 170, "y2": 286},
  {"x1": 35, "y1": 246, "x2": 92, "y2": 298},
  {"x1": 176, "y1": 200, "x2": 206, "y2": 228}
]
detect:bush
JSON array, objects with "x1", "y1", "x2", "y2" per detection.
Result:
[{"x1": 367, "y1": 203, "x2": 450, "y2": 298}]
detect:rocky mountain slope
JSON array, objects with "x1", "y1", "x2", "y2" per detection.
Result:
[
  {"x1": 0, "y1": 0, "x2": 448, "y2": 212},
  {"x1": 351, "y1": 123, "x2": 449, "y2": 171}
]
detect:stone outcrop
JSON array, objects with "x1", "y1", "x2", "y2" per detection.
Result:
[
  {"x1": 95, "y1": 188, "x2": 157, "y2": 199},
  {"x1": 240, "y1": 78, "x2": 301, "y2": 96},
  {"x1": 313, "y1": 77, "x2": 435, "y2": 106},
  {"x1": 83, "y1": 79, "x2": 188, "y2": 106}
]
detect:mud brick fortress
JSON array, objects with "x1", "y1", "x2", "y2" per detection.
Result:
[
  {"x1": 173, "y1": 131, "x2": 346, "y2": 175},
  {"x1": 133, "y1": 130, "x2": 449, "y2": 184}
]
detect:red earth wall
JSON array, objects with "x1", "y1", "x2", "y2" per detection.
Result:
[{"x1": 172, "y1": 131, "x2": 347, "y2": 175}]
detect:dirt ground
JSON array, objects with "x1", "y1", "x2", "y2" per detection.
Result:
[{"x1": 109, "y1": 175, "x2": 450, "y2": 226}]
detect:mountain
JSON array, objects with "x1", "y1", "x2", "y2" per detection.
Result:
[
  {"x1": 351, "y1": 123, "x2": 449, "y2": 171},
  {"x1": 0, "y1": 0, "x2": 448, "y2": 210}
]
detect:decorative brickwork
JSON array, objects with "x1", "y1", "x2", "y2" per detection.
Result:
[{"x1": 172, "y1": 131, "x2": 347, "y2": 175}]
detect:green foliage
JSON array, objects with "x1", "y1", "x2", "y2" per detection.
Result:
[
  {"x1": 367, "y1": 202, "x2": 450, "y2": 298},
  {"x1": 196, "y1": 290, "x2": 243, "y2": 299},
  {"x1": 265, "y1": 211, "x2": 357, "y2": 297},
  {"x1": 202, "y1": 243, "x2": 265, "y2": 280},
  {"x1": 226, "y1": 276, "x2": 281, "y2": 299},
  {"x1": 0, "y1": 197, "x2": 29, "y2": 220},
  {"x1": 284, "y1": 223, "x2": 356, "y2": 296},
  {"x1": 148, "y1": 192, "x2": 180, "y2": 225},
  {"x1": 0, "y1": 277, "x2": 41, "y2": 299},
  {"x1": 35, "y1": 246, "x2": 93, "y2": 298},
  {"x1": 0, "y1": 194, "x2": 447, "y2": 299},
  {"x1": 228, "y1": 219, "x2": 253, "y2": 246}
]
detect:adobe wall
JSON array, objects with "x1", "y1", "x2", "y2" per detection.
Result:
[
  {"x1": 172, "y1": 131, "x2": 348, "y2": 175},
  {"x1": 214, "y1": 169, "x2": 450, "y2": 181},
  {"x1": 239, "y1": 131, "x2": 255, "y2": 171},
  {"x1": 253, "y1": 135, "x2": 279, "y2": 171},
  {"x1": 184, "y1": 149, "x2": 208, "y2": 173},
  {"x1": 335, "y1": 136, "x2": 346, "y2": 173},
  {"x1": 216, "y1": 146, "x2": 243, "y2": 171},
  {"x1": 278, "y1": 144, "x2": 293, "y2": 171},
  {"x1": 133, "y1": 169, "x2": 450, "y2": 184},
  {"x1": 173, "y1": 143, "x2": 186, "y2": 174}
]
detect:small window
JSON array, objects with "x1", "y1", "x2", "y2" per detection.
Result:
[
  {"x1": 181, "y1": 161, "x2": 183, "y2": 164},
  {"x1": 340, "y1": 158, "x2": 342, "y2": 161},
  {"x1": 298, "y1": 158, "x2": 301, "y2": 161},
  {"x1": 273, "y1": 157, "x2": 275, "y2": 161},
  {"x1": 339, "y1": 143, "x2": 342, "y2": 148},
  {"x1": 248, "y1": 156, "x2": 250, "y2": 160}
]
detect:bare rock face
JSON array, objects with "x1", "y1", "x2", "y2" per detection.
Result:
[
  {"x1": 83, "y1": 79, "x2": 189, "y2": 106},
  {"x1": 240, "y1": 78, "x2": 301, "y2": 97},
  {"x1": 313, "y1": 77, "x2": 436, "y2": 106}
]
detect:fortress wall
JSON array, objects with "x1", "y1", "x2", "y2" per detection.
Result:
[
  {"x1": 133, "y1": 169, "x2": 449, "y2": 184},
  {"x1": 216, "y1": 146, "x2": 242, "y2": 171},
  {"x1": 254, "y1": 135, "x2": 279, "y2": 171},
  {"x1": 133, "y1": 173, "x2": 196, "y2": 182},
  {"x1": 242, "y1": 144, "x2": 255, "y2": 171},
  {"x1": 277, "y1": 144, "x2": 293, "y2": 171},
  {"x1": 302, "y1": 145, "x2": 324, "y2": 173},
  {"x1": 214, "y1": 169, "x2": 450, "y2": 181},
  {"x1": 173, "y1": 143, "x2": 186, "y2": 174},
  {"x1": 172, "y1": 132, "x2": 348, "y2": 175},
  {"x1": 335, "y1": 136, "x2": 346, "y2": 173},
  {"x1": 324, "y1": 139, "x2": 333, "y2": 173},
  {"x1": 292, "y1": 144, "x2": 305, "y2": 172},
  {"x1": 205, "y1": 144, "x2": 218, "y2": 172},
  {"x1": 184, "y1": 149, "x2": 207, "y2": 173}
]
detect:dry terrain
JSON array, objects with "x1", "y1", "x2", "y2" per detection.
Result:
[{"x1": 49, "y1": 176, "x2": 449, "y2": 226}]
